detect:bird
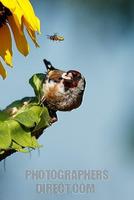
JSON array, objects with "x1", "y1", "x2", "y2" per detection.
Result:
[{"x1": 41, "y1": 59, "x2": 86, "y2": 123}]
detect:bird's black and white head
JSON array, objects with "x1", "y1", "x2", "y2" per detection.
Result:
[
  {"x1": 42, "y1": 59, "x2": 86, "y2": 112},
  {"x1": 43, "y1": 59, "x2": 85, "y2": 92}
]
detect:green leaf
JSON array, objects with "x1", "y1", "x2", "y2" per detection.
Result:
[
  {"x1": 14, "y1": 106, "x2": 43, "y2": 128},
  {"x1": 29, "y1": 73, "x2": 45, "y2": 100},
  {"x1": 34, "y1": 107, "x2": 50, "y2": 131},
  {"x1": 0, "y1": 73, "x2": 51, "y2": 156},
  {"x1": 5, "y1": 100, "x2": 25, "y2": 110},
  {"x1": 0, "y1": 121, "x2": 11, "y2": 149},
  {"x1": 5, "y1": 97, "x2": 37, "y2": 110},
  {"x1": 8, "y1": 120, "x2": 34, "y2": 148},
  {"x1": 0, "y1": 110, "x2": 9, "y2": 121},
  {"x1": 11, "y1": 142, "x2": 29, "y2": 153},
  {"x1": 31, "y1": 136, "x2": 43, "y2": 148}
]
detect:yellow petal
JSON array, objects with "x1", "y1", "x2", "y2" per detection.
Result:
[
  {"x1": 11, "y1": 4, "x2": 23, "y2": 30},
  {"x1": 0, "y1": 61, "x2": 7, "y2": 79},
  {"x1": 35, "y1": 16, "x2": 41, "y2": 34},
  {"x1": 0, "y1": 24, "x2": 13, "y2": 66},
  {"x1": 16, "y1": 0, "x2": 40, "y2": 32},
  {"x1": 8, "y1": 15, "x2": 29, "y2": 56},
  {"x1": 1, "y1": 0, "x2": 23, "y2": 28}
]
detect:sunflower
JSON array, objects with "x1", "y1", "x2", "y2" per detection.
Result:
[{"x1": 0, "y1": 0, "x2": 40, "y2": 79}]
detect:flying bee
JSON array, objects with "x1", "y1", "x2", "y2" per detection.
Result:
[{"x1": 47, "y1": 33, "x2": 64, "y2": 41}]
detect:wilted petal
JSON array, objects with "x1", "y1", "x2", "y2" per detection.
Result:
[
  {"x1": 0, "y1": 61, "x2": 7, "y2": 79},
  {"x1": 0, "y1": 24, "x2": 13, "y2": 66},
  {"x1": 26, "y1": 27, "x2": 40, "y2": 47},
  {"x1": 8, "y1": 15, "x2": 29, "y2": 56}
]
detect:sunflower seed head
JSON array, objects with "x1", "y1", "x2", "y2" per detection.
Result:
[{"x1": 0, "y1": 2, "x2": 12, "y2": 28}]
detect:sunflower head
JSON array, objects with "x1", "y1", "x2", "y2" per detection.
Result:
[
  {"x1": 0, "y1": 2, "x2": 11, "y2": 27},
  {"x1": 0, "y1": 0, "x2": 40, "y2": 79}
]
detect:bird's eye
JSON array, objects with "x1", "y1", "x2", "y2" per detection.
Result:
[
  {"x1": 53, "y1": 78, "x2": 62, "y2": 83},
  {"x1": 48, "y1": 77, "x2": 62, "y2": 83},
  {"x1": 53, "y1": 80, "x2": 58, "y2": 83}
]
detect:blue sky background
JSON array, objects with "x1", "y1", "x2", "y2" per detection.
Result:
[{"x1": 0, "y1": 0, "x2": 134, "y2": 200}]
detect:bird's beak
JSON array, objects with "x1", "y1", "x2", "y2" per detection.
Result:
[{"x1": 62, "y1": 73, "x2": 72, "y2": 81}]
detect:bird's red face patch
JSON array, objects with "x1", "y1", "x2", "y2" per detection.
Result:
[
  {"x1": 63, "y1": 80, "x2": 78, "y2": 88},
  {"x1": 63, "y1": 70, "x2": 82, "y2": 88}
]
